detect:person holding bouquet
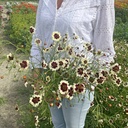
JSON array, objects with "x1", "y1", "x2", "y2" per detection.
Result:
[{"x1": 30, "y1": 0, "x2": 115, "y2": 128}]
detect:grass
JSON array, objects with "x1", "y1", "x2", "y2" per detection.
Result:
[{"x1": 0, "y1": 97, "x2": 5, "y2": 105}]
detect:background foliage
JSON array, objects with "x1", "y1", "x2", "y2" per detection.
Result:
[{"x1": 114, "y1": 0, "x2": 128, "y2": 42}]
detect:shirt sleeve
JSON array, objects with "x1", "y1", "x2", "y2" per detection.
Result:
[
  {"x1": 29, "y1": 0, "x2": 43, "y2": 69},
  {"x1": 92, "y1": 0, "x2": 115, "y2": 65}
]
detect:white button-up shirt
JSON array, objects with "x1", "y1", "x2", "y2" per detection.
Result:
[{"x1": 30, "y1": 0, "x2": 115, "y2": 68}]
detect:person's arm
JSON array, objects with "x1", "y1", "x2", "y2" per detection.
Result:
[
  {"x1": 29, "y1": 0, "x2": 44, "y2": 69},
  {"x1": 92, "y1": 0, "x2": 115, "y2": 64}
]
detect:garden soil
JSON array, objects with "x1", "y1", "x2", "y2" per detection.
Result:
[{"x1": 0, "y1": 3, "x2": 26, "y2": 128}]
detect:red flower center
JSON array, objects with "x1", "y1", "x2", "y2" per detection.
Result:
[
  {"x1": 30, "y1": 27, "x2": 34, "y2": 33},
  {"x1": 54, "y1": 33, "x2": 60, "y2": 39},
  {"x1": 20, "y1": 61, "x2": 27, "y2": 68},
  {"x1": 58, "y1": 45, "x2": 63, "y2": 50},
  {"x1": 32, "y1": 97, "x2": 40, "y2": 104},
  {"x1": 112, "y1": 65, "x2": 120, "y2": 72},
  {"x1": 84, "y1": 60, "x2": 87, "y2": 64},
  {"x1": 59, "y1": 61, "x2": 63, "y2": 66},
  {"x1": 87, "y1": 45, "x2": 92, "y2": 51},
  {"x1": 68, "y1": 87, "x2": 74, "y2": 96},
  {"x1": 97, "y1": 77, "x2": 104, "y2": 84},
  {"x1": 36, "y1": 39, "x2": 40, "y2": 44},
  {"x1": 51, "y1": 62, "x2": 58, "y2": 69},
  {"x1": 9, "y1": 56, "x2": 14, "y2": 60},
  {"x1": 75, "y1": 84, "x2": 84, "y2": 93},
  {"x1": 61, "y1": 83, "x2": 68, "y2": 92},
  {"x1": 116, "y1": 79, "x2": 121, "y2": 84},
  {"x1": 78, "y1": 68, "x2": 84, "y2": 75}
]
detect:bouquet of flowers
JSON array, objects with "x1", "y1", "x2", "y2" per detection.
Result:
[
  {"x1": 20, "y1": 29, "x2": 121, "y2": 109},
  {"x1": 6, "y1": 29, "x2": 121, "y2": 109}
]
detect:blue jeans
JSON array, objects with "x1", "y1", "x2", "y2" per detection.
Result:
[{"x1": 49, "y1": 90, "x2": 94, "y2": 128}]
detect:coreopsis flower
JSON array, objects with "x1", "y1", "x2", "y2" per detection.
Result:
[
  {"x1": 72, "y1": 33, "x2": 78, "y2": 40},
  {"x1": 29, "y1": 94, "x2": 42, "y2": 107},
  {"x1": 111, "y1": 63, "x2": 121, "y2": 73},
  {"x1": 111, "y1": 73, "x2": 117, "y2": 80},
  {"x1": 7, "y1": 53, "x2": 14, "y2": 61},
  {"x1": 123, "y1": 82, "x2": 128, "y2": 87},
  {"x1": 88, "y1": 44, "x2": 93, "y2": 51},
  {"x1": 35, "y1": 38, "x2": 42, "y2": 46},
  {"x1": 95, "y1": 50, "x2": 102, "y2": 56},
  {"x1": 63, "y1": 59, "x2": 70, "y2": 68},
  {"x1": 76, "y1": 66, "x2": 84, "y2": 77},
  {"x1": 52, "y1": 31, "x2": 61, "y2": 42},
  {"x1": 66, "y1": 86, "x2": 74, "y2": 100},
  {"x1": 83, "y1": 43, "x2": 93, "y2": 51},
  {"x1": 88, "y1": 76, "x2": 96, "y2": 84},
  {"x1": 34, "y1": 115, "x2": 40, "y2": 127},
  {"x1": 125, "y1": 70, "x2": 128, "y2": 75},
  {"x1": 24, "y1": 81, "x2": 28, "y2": 87},
  {"x1": 81, "y1": 58, "x2": 88, "y2": 66},
  {"x1": 49, "y1": 60, "x2": 59, "y2": 71},
  {"x1": 43, "y1": 48, "x2": 50, "y2": 52},
  {"x1": 30, "y1": 26, "x2": 35, "y2": 34},
  {"x1": 42, "y1": 60, "x2": 47, "y2": 69},
  {"x1": 57, "y1": 44, "x2": 63, "y2": 51},
  {"x1": 55, "y1": 102, "x2": 62, "y2": 109},
  {"x1": 116, "y1": 114, "x2": 120, "y2": 118},
  {"x1": 65, "y1": 45, "x2": 72, "y2": 51},
  {"x1": 83, "y1": 70, "x2": 89, "y2": 79},
  {"x1": 125, "y1": 108, "x2": 128, "y2": 115},
  {"x1": 66, "y1": 46, "x2": 74, "y2": 56},
  {"x1": 62, "y1": 33, "x2": 68, "y2": 42},
  {"x1": 58, "y1": 59, "x2": 65, "y2": 68},
  {"x1": 58, "y1": 80, "x2": 69, "y2": 95},
  {"x1": 94, "y1": 72, "x2": 102, "y2": 78},
  {"x1": 15, "y1": 104, "x2": 19, "y2": 111},
  {"x1": 96, "y1": 76, "x2": 106, "y2": 84},
  {"x1": 108, "y1": 95, "x2": 115, "y2": 101},
  {"x1": 109, "y1": 119, "x2": 114, "y2": 124},
  {"x1": 20, "y1": 60, "x2": 29, "y2": 69},
  {"x1": 46, "y1": 76, "x2": 51, "y2": 82},
  {"x1": 114, "y1": 77, "x2": 122, "y2": 86},
  {"x1": 100, "y1": 70, "x2": 108, "y2": 77},
  {"x1": 73, "y1": 83, "x2": 85, "y2": 94},
  {"x1": 98, "y1": 119, "x2": 103, "y2": 123}
]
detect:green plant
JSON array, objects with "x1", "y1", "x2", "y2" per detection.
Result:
[
  {"x1": 0, "y1": 97, "x2": 5, "y2": 105},
  {"x1": 85, "y1": 41, "x2": 128, "y2": 128},
  {"x1": 4, "y1": 2, "x2": 37, "y2": 53},
  {"x1": 0, "y1": 5, "x2": 3, "y2": 26},
  {"x1": 114, "y1": 4, "x2": 128, "y2": 42},
  {"x1": 114, "y1": 21, "x2": 128, "y2": 42}
]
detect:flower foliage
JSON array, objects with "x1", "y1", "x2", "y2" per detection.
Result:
[{"x1": 22, "y1": 30, "x2": 122, "y2": 109}]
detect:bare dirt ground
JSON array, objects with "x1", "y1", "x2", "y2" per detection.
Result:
[{"x1": 0, "y1": 4, "x2": 27, "y2": 128}]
